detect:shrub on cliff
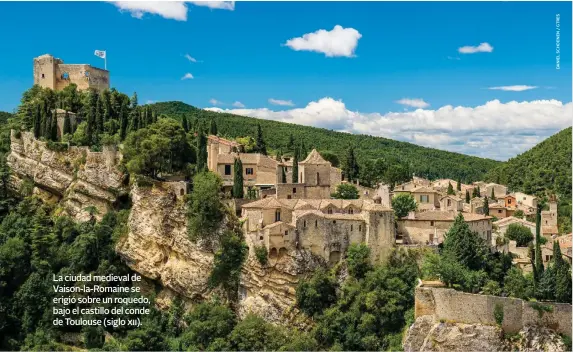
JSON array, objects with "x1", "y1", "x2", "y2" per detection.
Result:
[
  {"x1": 187, "y1": 171, "x2": 224, "y2": 245},
  {"x1": 254, "y1": 245, "x2": 268, "y2": 266}
]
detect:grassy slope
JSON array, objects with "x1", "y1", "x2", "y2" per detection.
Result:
[{"x1": 150, "y1": 101, "x2": 501, "y2": 182}]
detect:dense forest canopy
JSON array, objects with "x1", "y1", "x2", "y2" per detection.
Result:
[
  {"x1": 485, "y1": 127, "x2": 572, "y2": 233},
  {"x1": 148, "y1": 101, "x2": 501, "y2": 182}
]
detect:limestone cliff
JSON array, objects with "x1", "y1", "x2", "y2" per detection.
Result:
[
  {"x1": 115, "y1": 182, "x2": 319, "y2": 325},
  {"x1": 7, "y1": 131, "x2": 126, "y2": 221},
  {"x1": 403, "y1": 316, "x2": 568, "y2": 352}
]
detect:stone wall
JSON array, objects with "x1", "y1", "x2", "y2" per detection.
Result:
[
  {"x1": 415, "y1": 286, "x2": 572, "y2": 336},
  {"x1": 33, "y1": 54, "x2": 109, "y2": 92}
]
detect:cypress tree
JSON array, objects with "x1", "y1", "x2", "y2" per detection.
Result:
[
  {"x1": 447, "y1": 182, "x2": 455, "y2": 195},
  {"x1": 232, "y1": 158, "x2": 244, "y2": 198},
  {"x1": 196, "y1": 129, "x2": 207, "y2": 173},
  {"x1": 44, "y1": 110, "x2": 52, "y2": 140},
  {"x1": 255, "y1": 123, "x2": 267, "y2": 155},
  {"x1": 63, "y1": 111, "x2": 71, "y2": 136},
  {"x1": 130, "y1": 92, "x2": 138, "y2": 110},
  {"x1": 477, "y1": 186, "x2": 481, "y2": 197},
  {"x1": 33, "y1": 104, "x2": 41, "y2": 138},
  {"x1": 483, "y1": 196, "x2": 489, "y2": 216},
  {"x1": 457, "y1": 178, "x2": 462, "y2": 191},
  {"x1": 281, "y1": 166, "x2": 287, "y2": 183},
  {"x1": 344, "y1": 147, "x2": 359, "y2": 182},
  {"x1": 300, "y1": 141, "x2": 307, "y2": 158},
  {"x1": 465, "y1": 190, "x2": 470, "y2": 203},
  {"x1": 209, "y1": 120, "x2": 218, "y2": 136},
  {"x1": 554, "y1": 240, "x2": 572, "y2": 303},
  {"x1": 50, "y1": 110, "x2": 58, "y2": 141},
  {"x1": 40, "y1": 103, "x2": 47, "y2": 138},
  {"x1": 182, "y1": 115, "x2": 190, "y2": 132},
  {"x1": 292, "y1": 148, "x2": 299, "y2": 183},
  {"x1": 534, "y1": 203, "x2": 544, "y2": 281},
  {"x1": 152, "y1": 110, "x2": 157, "y2": 124},
  {"x1": 86, "y1": 91, "x2": 97, "y2": 145},
  {"x1": 287, "y1": 134, "x2": 294, "y2": 152},
  {"x1": 95, "y1": 94, "x2": 103, "y2": 136},
  {"x1": 119, "y1": 101, "x2": 128, "y2": 140},
  {"x1": 491, "y1": 188, "x2": 496, "y2": 200}
]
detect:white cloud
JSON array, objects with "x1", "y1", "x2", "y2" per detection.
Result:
[
  {"x1": 458, "y1": 42, "x2": 494, "y2": 54},
  {"x1": 268, "y1": 98, "x2": 295, "y2": 106},
  {"x1": 488, "y1": 85, "x2": 538, "y2": 92},
  {"x1": 447, "y1": 56, "x2": 461, "y2": 60},
  {"x1": 181, "y1": 73, "x2": 194, "y2": 80},
  {"x1": 232, "y1": 101, "x2": 245, "y2": 108},
  {"x1": 283, "y1": 25, "x2": 362, "y2": 58},
  {"x1": 110, "y1": 1, "x2": 233, "y2": 21},
  {"x1": 184, "y1": 54, "x2": 198, "y2": 63},
  {"x1": 396, "y1": 98, "x2": 430, "y2": 109},
  {"x1": 209, "y1": 98, "x2": 223, "y2": 105},
  {"x1": 189, "y1": 1, "x2": 235, "y2": 10},
  {"x1": 145, "y1": 100, "x2": 156, "y2": 104},
  {"x1": 204, "y1": 97, "x2": 572, "y2": 161}
]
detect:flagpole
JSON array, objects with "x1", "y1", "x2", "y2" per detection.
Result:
[{"x1": 105, "y1": 53, "x2": 107, "y2": 70}]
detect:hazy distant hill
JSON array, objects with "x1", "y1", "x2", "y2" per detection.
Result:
[{"x1": 150, "y1": 101, "x2": 501, "y2": 182}]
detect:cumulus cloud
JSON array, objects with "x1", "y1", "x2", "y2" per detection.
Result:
[
  {"x1": 209, "y1": 98, "x2": 223, "y2": 105},
  {"x1": 396, "y1": 98, "x2": 430, "y2": 109},
  {"x1": 458, "y1": 42, "x2": 494, "y2": 54},
  {"x1": 181, "y1": 73, "x2": 194, "y2": 80},
  {"x1": 283, "y1": 25, "x2": 362, "y2": 57},
  {"x1": 232, "y1": 101, "x2": 245, "y2": 108},
  {"x1": 488, "y1": 85, "x2": 538, "y2": 92},
  {"x1": 268, "y1": 98, "x2": 295, "y2": 106},
  {"x1": 204, "y1": 97, "x2": 572, "y2": 160},
  {"x1": 110, "y1": 1, "x2": 233, "y2": 21}
]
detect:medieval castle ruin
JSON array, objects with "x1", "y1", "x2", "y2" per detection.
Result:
[{"x1": 33, "y1": 54, "x2": 109, "y2": 92}]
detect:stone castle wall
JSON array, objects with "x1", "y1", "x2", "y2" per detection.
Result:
[
  {"x1": 33, "y1": 54, "x2": 109, "y2": 92},
  {"x1": 415, "y1": 286, "x2": 572, "y2": 336}
]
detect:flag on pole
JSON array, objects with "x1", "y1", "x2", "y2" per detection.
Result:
[{"x1": 94, "y1": 50, "x2": 106, "y2": 59}]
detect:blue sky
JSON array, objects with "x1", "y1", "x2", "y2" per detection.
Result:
[{"x1": 0, "y1": 1, "x2": 571, "y2": 160}]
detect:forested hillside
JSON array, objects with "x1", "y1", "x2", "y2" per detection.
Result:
[
  {"x1": 485, "y1": 127, "x2": 572, "y2": 233},
  {"x1": 149, "y1": 101, "x2": 500, "y2": 182}
]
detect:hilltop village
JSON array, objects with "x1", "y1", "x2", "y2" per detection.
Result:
[{"x1": 1, "y1": 54, "x2": 570, "y2": 351}]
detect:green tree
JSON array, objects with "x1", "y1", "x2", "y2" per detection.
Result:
[
  {"x1": 465, "y1": 190, "x2": 470, "y2": 203},
  {"x1": 209, "y1": 230, "x2": 248, "y2": 296},
  {"x1": 490, "y1": 188, "x2": 496, "y2": 200},
  {"x1": 196, "y1": 129, "x2": 208, "y2": 173},
  {"x1": 255, "y1": 123, "x2": 267, "y2": 155},
  {"x1": 331, "y1": 183, "x2": 359, "y2": 199},
  {"x1": 287, "y1": 134, "x2": 294, "y2": 152},
  {"x1": 320, "y1": 151, "x2": 340, "y2": 167},
  {"x1": 504, "y1": 267, "x2": 534, "y2": 300},
  {"x1": 226, "y1": 314, "x2": 285, "y2": 351},
  {"x1": 391, "y1": 193, "x2": 417, "y2": 219},
  {"x1": 187, "y1": 172, "x2": 224, "y2": 244},
  {"x1": 534, "y1": 204, "x2": 544, "y2": 282},
  {"x1": 457, "y1": 178, "x2": 462, "y2": 191},
  {"x1": 232, "y1": 158, "x2": 244, "y2": 199},
  {"x1": 447, "y1": 182, "x2": 455, "y2": 195},
  {"x1": 347, "y1": 243, "x2": 371, "y2": 279},
  {"x1": 119, "y1": 100, "x2": 128, "y2": 140},
  {"x1": 180, "y1": 302, "x2": 236, "y2": 350},
  {"x1": 281, "y1": 166, "x2": 287, "y2": 184},
  {"x1": 344, "y1": 146, "x2": 359, "y2": 182},
  {"x1": 484, "y1": 196, "x2": 489, "y2": 216},
  {"x1": 209, "y1": 119, "x2": 218, "y2": 136},
  {"x1": 514, "y1": 209, "x2": 524, "y2": 218},
  {"x1": 553, "y1": 241, "x2": 572, "y2": 303},
  {"x1": 442, "y1": 213, "x2": 488, "y2": 271},
  {"x1": 505, "y1": 223, "x2": 533, "y2": 247},
  {"x1": 33, "y1": 104, "x2": 41, "y2": 138},
  {"x1": 182, "y1": 115, "x2": 189, "y2": 133},
  {"x1": 296, "y1": 268, "x2": 337, "y2": 317},
  {"x1": 62, "y1": 111, "x2": 71, "y2": 136},
  {"x1": 292, "y1": 148, "x2": 298, "y2": 183}
]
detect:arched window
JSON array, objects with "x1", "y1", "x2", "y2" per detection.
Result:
[
  {"x1": 348, "y1": 207, "x2": 354, "y2": 214},
  {"x1": 328, "y1": 207, "x2": 333, "y2": 214}
]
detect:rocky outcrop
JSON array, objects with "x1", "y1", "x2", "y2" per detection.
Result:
[
  {"x1": 116, "y1": 182, "x2": 321, "y2": 325},
  {"x1": 404, "y1": 317, "x2": 568, "y2": 352},
  {"x1": 7, "y1": 131, "x2": 126, "y2": 221}
]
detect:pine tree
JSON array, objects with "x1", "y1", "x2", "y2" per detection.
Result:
[
  {"x1": 457, "y1": 178, "x2": 462, "y2": 191},
  {"x1": 292, "y1": 148, "x2": 299, "y2": 183},
  {"x1": 465, "y1": 190, "x2": 470, "y2": 203},
  {"x1": 196, "y1": 129, "x2": 207, "y2": 173},
  {"x1": 63, "y1": 111, "x2": 71, "y2": 136},
  {"x1": 483, "y1": 196, "x2": 489, "y2": 216},
  {"x1": 182, "y1": 115, "x2": 190, "y2": 133},
  {"x1": 209, "y1": 120, "x2": 218, "y2": 136},
  {"x1": 447, "y1": 182, "x2": 455, "y2": 195},
  {"x1": 232, "y1": 158, "x2": 244, "y2": 198},
  {"x1": 255, "y1": 124, "x2": 267, "y2": 155}
]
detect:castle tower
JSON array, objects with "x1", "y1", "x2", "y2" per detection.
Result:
[
  {"x1": 34, "y1": 54, "x2": 60, "y2": 90},
  {"x1": 33, "y1": 54, "x2": 109, "y2": 92}
]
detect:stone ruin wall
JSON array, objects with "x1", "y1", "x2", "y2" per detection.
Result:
[{"x1": 415, "y1": 286, "x2": 572, "y2": 336}]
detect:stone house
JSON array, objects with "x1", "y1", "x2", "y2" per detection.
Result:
[
  {"x1": 276, "y1": 149, "x2": 342, "y2": 199},
  {"x1": 439, "y1": 195, "x2": 463, "y2": 212},
  {"x1": 542, "y1": 234, "x2": 573, "y2": 265},
  {"x1": 494, "y1": 216, "x2": 536, "y2": 238},
  {"x1": 409, "y1": 186, "x2": 440, "y2": 211},
  {"x1": 541, "y1": 199, "x2": 559, "y2": 238},
  {"x1": 34, "y1": 54, "x2": 109, "y2": 92},
  {"x1": 397, "y1": 211, "x2": 492, "y2": 246},
  {"x1": 514, "y1": 192, "x2": 538, "y2": 209},
  {"x1": 489, "y1": 203, "x2": 514, "y2": 219},
  {"x1": 430, "y1": 179, "x2": 459, "y2": 194},
  {"x1": 468, "y1": 197, "x2": 485, "y2": 214},
  {"x1": 504, "y1": 194, "x2": 516, "y2": 209},
  {"x1": 207, "y1": 135, "x2": 278, "y2": 194},
  {"x1": 241, "y1": 198, "x2": 394, "y2": 264},
  {"x1": 482, "y1": 183, "x2": 507, "y2": 199}
]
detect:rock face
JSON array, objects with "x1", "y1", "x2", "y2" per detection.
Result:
[
  {"x1": 404, "y1": 316, "x2": 568, "y2": 352},
  {"x1": 7, "y1": 131, "x2": 126, "y2": 221},
  {"x1": 116, "y1": 182, "x2": 320, "y2": 325}
]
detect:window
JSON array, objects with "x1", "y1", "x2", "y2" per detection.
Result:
[
  {"x1": 62, "y1": 72, "x2": 69, "y2": 80},
  {"x1": 447, "y1": 199, "x2": 451, "y2": 206},
  {"x1": 359, "y1": 225, "x2": 362, "y2": 231},
  {"x1": 315, "y1": 220, "x2": 318, "y2": 227},
  {"x1": 348, "y1": 207, "x2": 354, "y2": 214},
  {"x1": 246, "y1": 168, "x2": 254, "y2": 175},
  {"x1": 287, "y1": 195, "x2": 292, "y2": 199},
  {"x1": 420, "y1": 195, "x2": 429, "y2": 203},
  {"x1": 275, "y1": 210, "x2": 281, "y2": 222},
  {"x1": 224, "y1": 164, "x2": 231, "y2": 175},
  {"x1": 293, "y1": 188, "x2": 297, "y2": 194},
  {"x1": 430, "y1": 221, "x2": 434, "y2": 226},
  {"x1": 300, "y1": 172, "x2": 303, "y2": 183},
  {"x1": 351, "y1": 225, "x2": 353, "y2": 231},
  {"x1": 284, "y1": 231, "x2": 288, "y2": 236},
  {"x1": 259, "y1": 236, "x2": 263, "y2": 240},
  {"x1": 303, "y1": 220, "x2": 306, "y2": 228},
  {"x1": 317, "y1": 172, "x2": 320, "y2": 184},
  {"x1": 41, "y1": 73, "x2": 45, "y2": 78},
  {"x1": 498, "y1": 210, "x2": 502, "y2": 214},
  {"x1": 508, "y1": 199, "x2": 512, "y2": 204},
  {"x1": 328, "y1": 207, "x2": 333, "y2": 214},
  {"x1": 333, "y1": 220, "x2": 336, "y2": 224}
]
